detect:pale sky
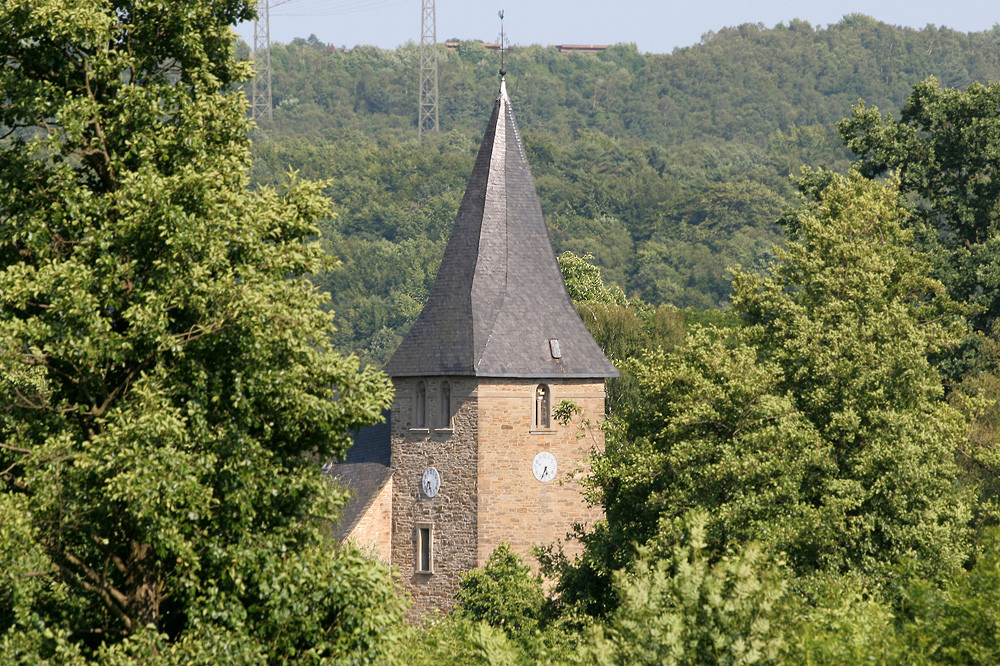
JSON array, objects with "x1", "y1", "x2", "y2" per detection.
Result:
[{"x1": 236, "y1": 0, "x2": 999, "y2": 53}]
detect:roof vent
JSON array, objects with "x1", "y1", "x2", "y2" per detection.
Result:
[{"x1": 549, "y1": 338, "x2": 562, "y2": 359}]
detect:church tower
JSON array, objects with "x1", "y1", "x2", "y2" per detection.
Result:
[{"x1": 382, "y1": 76, "x2": 617, "y2": 615}]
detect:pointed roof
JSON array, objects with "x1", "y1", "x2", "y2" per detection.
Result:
[{"x1": 385, "y1": 78, "x2": 618, "y2": 379}]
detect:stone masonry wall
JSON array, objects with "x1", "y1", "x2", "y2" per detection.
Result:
[
  {"x1": 347, "y1": 476, "x2": 393, "y2": 564},
  {"x1": 391, "y1": 377, "x2": 479, "y2": 619},
  {"x1": 476, "y1": 379, "x2": 605, "y2": 567}
]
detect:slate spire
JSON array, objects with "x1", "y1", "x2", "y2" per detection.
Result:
[{"x1": 385, "y1": 76, "x2": 618, "y2": 379}]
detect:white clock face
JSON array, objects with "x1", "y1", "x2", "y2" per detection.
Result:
[
  {"x1": 422, "y1": 467, "x2": 440, "y2": 498},
  {"x1": 532, "y1": 452, "x2": 557, "y2": 483}
]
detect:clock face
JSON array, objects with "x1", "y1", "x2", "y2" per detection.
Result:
[
  {"x1": 532, "y1": 452, "x2": 557, "y2": 483},
  {"x1": 422, "y1": 467, "x2": 440, "y2": 498}
]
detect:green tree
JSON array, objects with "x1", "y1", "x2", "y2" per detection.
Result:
[
  {"x1": 733, "y1": 171, "x2": 974, "y2": 579},
  {"x1": 596, "y1": 331, "x2": 826, "y2": 571},
  {"x1": 589, "y1": 512, "x2": 788, "y2": 666},
  {"x1": 557, "y1": 252, "x2": 628, "y2": 306},
  {"x1": 455, "y1": 543, "x2": 547, "y2": 638},
  {"x1": 577, "y1": 173, "x2": 974, "y2": 613},
  {"x1": 396, "y1": 616, "x2": 524, "y2": 666},
  {"x1": 558, "y1": 252, "x2": 688, "y2": 414},
  {"x1": 897, "y1": 529, "x2": 1000, "y2": 663},
  {"x1": 779, "y1": 529, "x2": 1000, "y2": 665},
  {"x1": 400, "y1": 544, "x2": 579, "y2": 666},
  {"x1": 839, "y1": 77, "x2": 1000, "y2": 328},
  {"x1": 777, "y1": 573, "x2": 903, "y2": 664},
  {"x1": 0, "y1": 0, "x2": 401, "y2": 660}
]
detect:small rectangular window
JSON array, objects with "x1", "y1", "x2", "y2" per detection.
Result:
[
  {"x1": 415, "y1": 381, "x2": 427, "y2": 429},
  {"x1": 417, "y1": 525, "x2": 433, "y2": 573}
]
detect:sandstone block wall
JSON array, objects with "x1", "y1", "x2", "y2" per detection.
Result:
[
  {"x1": 390, "y1": 376, "x2": 606, "y2": 619},
  {"x1": 391, "y1": 377, "x2": 479, "y2": 618},
  {"x1": 347, "y1": 476, "x2": 393, "y2": 563},
  {"x1": 476, "y1": 379, "x2": 605, "y2": 567}
]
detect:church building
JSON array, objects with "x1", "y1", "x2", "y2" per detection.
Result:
[{"x1": 329, "y1": 74, "x2": 617, "y2": 616}]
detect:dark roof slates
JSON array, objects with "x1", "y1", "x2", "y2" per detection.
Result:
[
  {"x1": 385, "y1": 79, "x2": 618, "y2": 379},
  {"x1": 329, "y1": 417, "x2": 393, "y2": 541}
]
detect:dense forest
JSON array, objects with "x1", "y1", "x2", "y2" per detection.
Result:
[{"x1": 248, "y1": 16, "x2": 1000, "y2": 363}]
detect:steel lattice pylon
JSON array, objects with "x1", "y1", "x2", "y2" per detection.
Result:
[
  {"x1": 251, "y1": 0, "x2": 273, "y2": 121},
  {"x1": 418, "y1": 0, "x2": 439, "y2": 137}
]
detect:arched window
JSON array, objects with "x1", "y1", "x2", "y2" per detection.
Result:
[
  {"x1": 415, "y1": 381, "x2": 427, "y2": 428},
  {"x1": 535, "y1": 384, "x2": 551, "y2": 429},
  {"x1": 440, "y1": 381, "x2": 452, "y2": 428}
]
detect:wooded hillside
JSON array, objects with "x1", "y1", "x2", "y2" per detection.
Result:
[{"x1": 247, "y1": 16, "x2": 1000, "y2": 363}]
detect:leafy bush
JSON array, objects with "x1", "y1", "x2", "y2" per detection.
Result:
[{"x1": 456, "y1": 544, "x2": 547, "y2": 638}]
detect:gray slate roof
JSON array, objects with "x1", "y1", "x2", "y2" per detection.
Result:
[
  {"x1": 385, "y1": 79, "x2": 618, "y2": 379},
  {"x1": 328, "y1": 415, "x2": 392, "y2": 542}
]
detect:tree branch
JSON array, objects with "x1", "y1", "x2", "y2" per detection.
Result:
[
  {"x1": 82, "y1": 58, "x2": 116, "y2": 188},
  {"x1": 957, "y1": 447, "x2": 1000, "y2": 481},
  {"x1": 0, "y1": 441, "x2": 31, "y2": 454},
  {"x1": 55, "y1": 546, "x2": 134, "y2": 632}
]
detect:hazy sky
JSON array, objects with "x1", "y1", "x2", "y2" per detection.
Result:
[{"x1": 235, "y1": 0, "x2": 999, "y2": 53}]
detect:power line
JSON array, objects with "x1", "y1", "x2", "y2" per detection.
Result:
[
  {"x1": 251, "y1": 0, "x2": 439, "y2": 129},
  {"x1": 275, "y1": 0, "x2": 410, "y2": 16}
]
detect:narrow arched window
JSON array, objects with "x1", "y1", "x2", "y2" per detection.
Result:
[
  {"x1": 415, "y1": 381, "x2": 427, "y2": 428},
  {"x1": 440, "y1": 381, "x2": 452, "y2": 428},
  {"x1": 535, "y1": 384, "x2": 551, "y2": 429}
]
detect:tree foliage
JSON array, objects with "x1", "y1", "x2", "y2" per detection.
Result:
[
  {"x1": 0, "y1": 0, "x2": 401, "y2": 660},
  {"x1": 839, "y1": 77, "x2": 1000, "y2": 328},
  {"x1": 734, "y1": 171, "x2": 974, "y2": 577},
  {"x1": 591, "y1": 512, "x2": 788, "y2": 666},
  {"x1": 558, "y1": 252, "x2": 628, "y2": 306},
  {"x1": 579, "y1": 173, "x2": 974, "y2": 611},
  {"x1": 455, "y1": 543, "x2": 547, "y2": 638}
]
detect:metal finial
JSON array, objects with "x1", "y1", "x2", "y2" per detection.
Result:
[{"x1": 498, "y1": 10, "x2": 505, "y2": 77}]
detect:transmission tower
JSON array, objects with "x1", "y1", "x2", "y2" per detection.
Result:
[
  {"x1": 251, "y1": 0, "x2": 273, "y2": 121},
  {"x1": 418, "y1": 0, "x2": 439, "y2": 137}
]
